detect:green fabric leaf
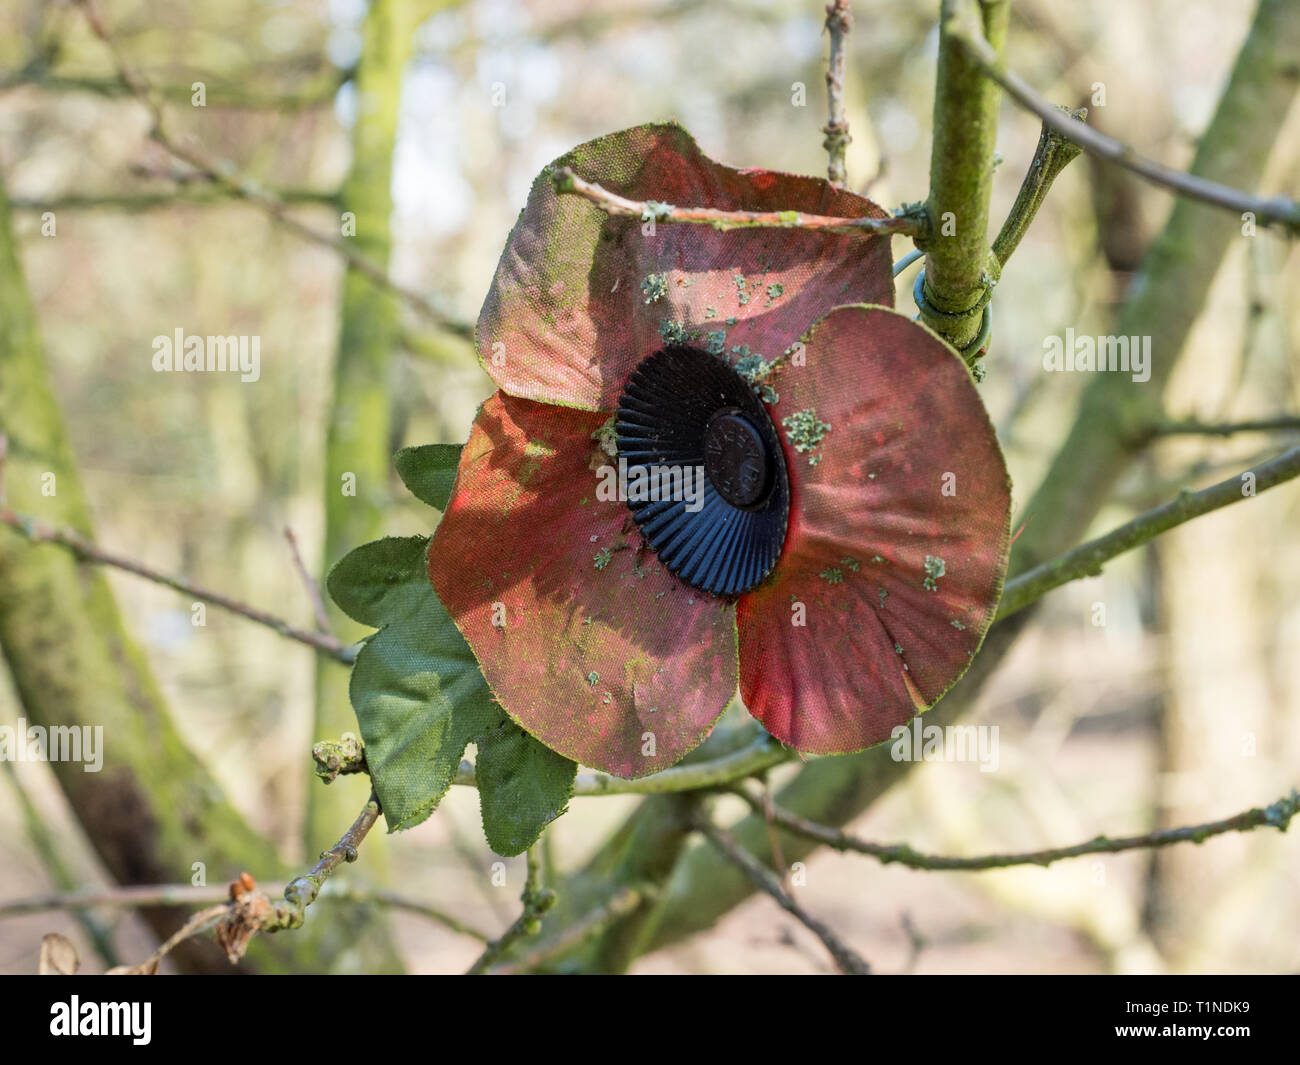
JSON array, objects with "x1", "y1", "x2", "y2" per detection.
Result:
[
  {"x1": 475, "y1": 719, "x2": 577, "y2": 856},
  {"x1": 394, "y1": 443, "x2": 462, "y2": 511},
  {"x1": 326, "y1": 535, "x2": 433, "y2": 628},
  {"x1": 329, "y1": 535, "x2": 504, "y2": 832}
]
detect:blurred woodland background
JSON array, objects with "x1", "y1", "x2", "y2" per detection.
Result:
[{"x1": 0, "y1": 0, "x2": 1298, "y2": 974}]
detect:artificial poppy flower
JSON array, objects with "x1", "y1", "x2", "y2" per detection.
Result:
[{"x1": 428, "y1": 123, "x2": 1011, "y2": 779}]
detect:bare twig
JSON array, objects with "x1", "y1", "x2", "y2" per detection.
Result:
[
  {"x1": 550, "y1": 167, "x2": 923, "y2": 237},
  {"x1": 691, "y1": 812, "x2": 871, "y2": 974},
  {"x1": 1, "y1": 762, "x2": 119, "y2": 967},
  {"x1": 992, "y1": 106, "x2": 1087, "y2": 267},
  {"x1": 998, "y1": 444, "x2": 1300, "y2": 618},
  {"x1": 109, "y1": 904, "x2": 229, "y2": 975},
  {"x1": 9, "y1": 187, "x2": 339, "y2": 213},
  {"x1": 0, "y1": 507, "x2": 356, "y2": 663},
  {"x1": 731, "y1": 786, "x2": 1300, "y2": 871},
  {"x1": 284, "y1": 526, "x2": 331, "y2": 634},
  {"x1": 74, "y1": 0, "x2": 473, "y2": 337},
  {"x1": 263, "y1": 792, "x2": 383, "y2": 934},
  {"x1": 947, "y1": 0, "x2": 1300, "y2": 234},
  {"x1": 1150, "y1": 416, "x2": 1300, "y2": 437},
  {"x1": 822, "y1": 0, "x2": 853, "y2": 187},
  {"x1": 466, "y1": 847, "x2": 557, "y2": 975},
  {"x1": 0, "y1": 880, "x2": 490, "y2": 942},
  {"x1": 488, "y1": 885, "x2": 646, "y2": 975}
]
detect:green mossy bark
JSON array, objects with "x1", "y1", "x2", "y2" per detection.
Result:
[
  {"x1": 310, "y1": 0, "x2": 413, "y2": 849},
  {"x1": 307, "y1": 0, "x2": 463, "y2": 971},
  {"x1": 0, "y1": 182, "x2": 329, "y2": 974},
  {"x1": 564, "y1": 0, "x2": 1300, "y2": 963},
  {"x1": 919, "y1": 0, "x2": 1010, "y2": 351}
]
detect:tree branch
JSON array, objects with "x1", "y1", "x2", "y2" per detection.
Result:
[
  {"x1": 258, "y1": 792, "x2": 383, "y2": 935},
  {"x1": 690, "y1": 811, "x2": 871, "y2": 974},
  {"x1": 284, "y1": 526, "x2": 331, "y2": 635},
  {"x1": 948, "y1": 0, "x2": 1300, "y2": 234},
  {"x1": 991, "y1": 106, "x2": 1087, "y2": 267},
  {"x1": 550, "y1": 167, "x2": 923, "y2": 237},
  {"x1": 74, "y1": 0, "x2": 473, "y2": 339},
  {"x1": 9, "y1": 187, "x2": 339, "y2": 213},
  {"x1": 0, "y1": 506, "x2": 356, "y2": 664},
  {"x1": 998, "y1": 444, "x2": 1300, "y2": 618},
  {"x1": 466, "y1": 847, "x2": 557, "y2": 975},
  {"x1": 318, "y1": 727, "x2": 791, "y2": 797},
  {"x1": 919, "y1": 0, "x2": 1011, "y2": 352},
  {"x1": 822, "y1": 0, "x2": 853, "y2": 187},
  {"x1": 1150, "y1": 416, "x2": 1300, "y2": 437},
  {"x1": 488, "y1": 886, "x2": 646, "y2": 975},
  {"x1": 732, "y1": 787, "x2": 1300, "y2": 871},
  {"x1": 0, "y1": 880, "x2": 490, "y2": 942}
]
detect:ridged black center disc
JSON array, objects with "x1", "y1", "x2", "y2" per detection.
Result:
[
  {"x1": 615, "y1": 346, "x2": 790, "y2": 598},
  {"x1": 704, "y1": 409, "x2": 772, "y2": 508}
]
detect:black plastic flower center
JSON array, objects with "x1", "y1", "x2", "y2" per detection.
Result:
[
  {"x1": 703, "y1": 409, "x2": 772, "y2": 508},
  {"x1": 615, "y1": 346, "x2": 789, "y2": 598}
]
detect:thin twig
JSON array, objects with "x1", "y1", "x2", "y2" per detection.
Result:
[
  {"x1": 265, "y1": 791, "x2": 383, "y2": 933},
  {"x1": 488, "y1": 885, "x2": 646, "y2": 975},
  {"x1": 0, "y1": 506, "x2": 356, "y2": 663},
  {"x1": 75, "y1": 0, "x2": 473, "y2": 337},
  {"x1": 991, "y1": 106, "x2": 1086, "y2": 267},
  {"x1": 822, "y1": 0, "x2": 853, "y2": 187},
  {"x1": 110, "y1": 905, "x2": 229, "y2": 975},
  {"x1": 691, "y1": 812, "x2": 871, "y2": 974},
  {"x1": 998, "y1": 444, "x2": 1300, "y2": 618},
  {"x1": 284, "y1": 526, "x2": 331, "y2": 634},
  {"x1": 550, "y1": 167, "x2": 923, "y2": 237},
  {"x1": 1150, "y1": 416, "x2": 1300, "y2": 437},
  {"x1": 0, "y1": 762, "x2": 119, "y2": 967},
  {"x1": 0, "y1": 879, "x2": 489, "y2": 942},
  {"x1": 465, "y1": 847, "x2": 557, "y2": 975},
  {"x1": 451, "y1": 731, "x2": 792, "y2": 796},
  {"x1": 947, "y1": 0, "x2": 1300, "y2": 235},
  {"x1": 731, "y1": 787, "x2": 1300, "y2": 871},
  {"x1": 10, "y1": 188, "x2": 339, "y2": 212}
]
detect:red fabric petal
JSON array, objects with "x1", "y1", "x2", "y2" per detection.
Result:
[
  {"x1": 477, "y1": 122, "x2": 894, "y2": 412},
  {"x1": 737, "y1": 306, "x2": 1011, "y2": 754},
  {"x1": 429, "y1": 391, "x2": 738, "y2": 778}
]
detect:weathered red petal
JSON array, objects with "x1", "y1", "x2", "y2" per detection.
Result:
[
  {"x1": 478, "y1": 122, "x2": 894, "y2": 412},
  {"x1": 737, "y1": 306, "x2": 1011, "y2": 754},
  {"x1": 429, "y1": 391, "x2": 738, "y2": 777}
]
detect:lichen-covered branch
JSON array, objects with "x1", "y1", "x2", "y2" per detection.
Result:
[
  {"x1": 998, "y1": 444, "x2": 1300, "y2": 618},
  {"x1": 991, "y1": 107, "x2": 1087, "y2": 267},
  {"x1": 949, "y1": 0, "x2": 1300, "y2": 235},
  {"x1": 309, "y1": 726, "x2": 790, "y2": 798},
  {"x1": 550, "y1": 167, "x2": 924, "y2": 237},
  {"x1": 262, "y1": 794, "x2": 383, "y2": 934},
  {"x1": 918, "y1": 0, "x2": 1011, "y2": 352},
  {"x1": 732, "y1": 786, "x2": 1300, "y2": 871}
]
